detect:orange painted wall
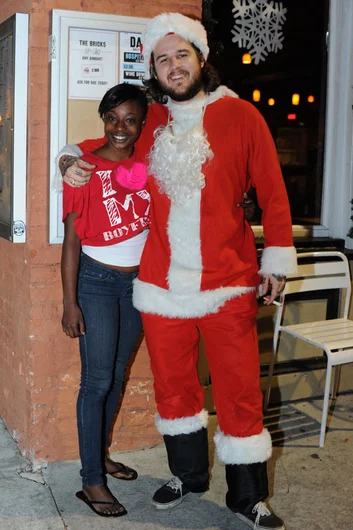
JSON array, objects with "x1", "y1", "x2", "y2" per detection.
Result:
[
  {"x1": 0, "y1": 0, "x2": 202, "y2": 463},
  {"x1": 0, "y1": 0, "x2": 33, "y2": 457}
]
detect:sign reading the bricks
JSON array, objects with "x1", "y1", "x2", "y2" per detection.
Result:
[
  {"x1": 68, "y1": 28, "x2": 118, "y2": 99},
  {"x1": 119, "y1": 32, "x2": 145, "y2": 86}
]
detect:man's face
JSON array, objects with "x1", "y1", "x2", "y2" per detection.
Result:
[{"x1": 153, "y1": 34, "x2": 205, "y2": 103}]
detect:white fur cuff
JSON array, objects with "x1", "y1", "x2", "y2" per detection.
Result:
[
  {"x1": 53, "y1": 144, "x2": 83, "y2": 192},
  {"x1": 260, "y1": 246, "x2": 297, "y2": 276},
  {"x1": 214, "y1": 428, "x2": 272, "y2": 465},
  {"x1": 155, "y1": 409, "x2": 208, "y2": 436}
]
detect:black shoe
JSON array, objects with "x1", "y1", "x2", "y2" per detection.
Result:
[
  {"x1": 235, "y1": 502, "x2": 285, "y2": 530},
  {"x1": 152, "y1": 476, "x2": 190, "y2": 509}
]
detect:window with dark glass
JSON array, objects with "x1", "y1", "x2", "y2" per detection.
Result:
[{"x1": 204, "y1": 0, "x2": 329, "y2": 225}]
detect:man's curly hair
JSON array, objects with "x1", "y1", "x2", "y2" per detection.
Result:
[{"x1": 143, "y1": 44, "x2": 220, "y2": 104}]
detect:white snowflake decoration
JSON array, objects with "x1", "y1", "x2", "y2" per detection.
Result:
[{"x1": 231, "y1": 0, "x2": 287, "y2": 64}]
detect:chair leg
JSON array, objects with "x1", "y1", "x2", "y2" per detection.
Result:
[
  {"x1": 332, "y1": 364, "x2": 341, "y2": 400},
  {"x1": 264, "y1": 356, "x2": 275, "y2": 412},
  {"x1": 320, "y1": 361, "x2": 333, "y2": 448}
]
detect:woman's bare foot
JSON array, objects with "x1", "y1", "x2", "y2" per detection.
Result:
[
  {"x1": 105, "y1": 456, "x2": 138, "y2": 480},
  {"x1": 82, "y1": 484, "x2": 126, "y2": 516}
]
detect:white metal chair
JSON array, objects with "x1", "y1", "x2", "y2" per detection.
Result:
[{"x1": 264, "y1": 251, "x2": 353, "y2": 447}]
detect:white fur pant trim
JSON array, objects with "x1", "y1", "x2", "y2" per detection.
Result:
[
  {"x1": 155, "y1": 409, "x2": 209, "y2": 436},
  {"x1": 214, "y1": 428, "x2": 272, "y2": 465}
]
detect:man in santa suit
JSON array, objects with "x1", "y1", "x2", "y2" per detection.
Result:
[{"x1": 60, "y1": 12, "x2": 296, "y2": 530}]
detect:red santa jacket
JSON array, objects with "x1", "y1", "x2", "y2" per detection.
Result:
[{"x1": 79, "y1": 89, "x2": 296, "y2": 318}]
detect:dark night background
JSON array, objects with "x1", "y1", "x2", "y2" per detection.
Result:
[{"x1": 202, "y1": 0, "x2": 329, "y2": 223}]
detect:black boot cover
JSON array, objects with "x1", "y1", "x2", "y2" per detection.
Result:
[
  {"x1": 163, "y1": 427, "x2": 209, "y2": 492},
  {"x1": 226, "y1": 461, "x2": 269, "y2": 514}
]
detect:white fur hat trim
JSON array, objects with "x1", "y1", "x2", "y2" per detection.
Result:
[{"x1": 141, "y1": 12, "x2": 209, "y2": 80}]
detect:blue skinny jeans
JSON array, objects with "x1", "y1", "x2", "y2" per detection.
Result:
[{"x1": 77, "y1": 253, "x2": 142, "y2": 487}]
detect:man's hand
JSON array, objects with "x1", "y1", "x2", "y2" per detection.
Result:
[
  {"x1": 59, "y1": 155, "x2": 95, "y2": 188},
  {"x1": 262, "y1": 273, "x2": 286, "y2": 305},
  {"x1": 238, "y1": 192, "x2": 256, "y2": 221}
]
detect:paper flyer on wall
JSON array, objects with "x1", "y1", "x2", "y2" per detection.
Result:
[
  {"x1": 119, "y1": 32, "x2": 145, "y2": 86},
  {"x1": 68, "y1": 28, "x2": 118, "y2": 100}
]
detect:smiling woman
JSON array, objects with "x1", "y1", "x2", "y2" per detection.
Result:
[
  {"x1": 60, "y1": 83, "x2": 150, "y2": 517},
  {"x1": 100, "y1": 103, "x2": 145, "y2": 158},
  {"x1": 98, "y1": 84, "x2": 147, "y2": 160}
]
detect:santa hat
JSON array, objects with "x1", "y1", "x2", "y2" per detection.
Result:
[{"x1": 141, "y1": 13, "x2": 209, "y2": 80}]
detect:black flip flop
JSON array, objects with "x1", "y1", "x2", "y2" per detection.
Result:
[
  {"x1": 76, "y1": 490, "x2": 127, "y2": 518},
  {"x1": 108, "y1": 462, "x2": 138, "y2": 481}
]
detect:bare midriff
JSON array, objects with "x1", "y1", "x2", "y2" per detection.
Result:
[{"x1": 87, "y1": 255, "x2": 139, "y2": 273}]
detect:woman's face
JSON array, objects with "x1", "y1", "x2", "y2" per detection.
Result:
[{"x1": 103, "y1": 99, "x2": 146, "y2": 158}]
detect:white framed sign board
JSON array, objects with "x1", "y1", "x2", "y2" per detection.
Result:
[
  {"x1": 0, "y1": 13, "x2": 28, "y2": 243},
  {"x1": 68, "y1": 28, "x2": 119, "y2": 100},
  {"x1": 49, "y1": 10, "x2": 149, "y2": 244}
]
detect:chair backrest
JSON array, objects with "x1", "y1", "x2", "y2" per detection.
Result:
[{"x1": 282, "y1": 251, "x2": 352, "y2": 318}]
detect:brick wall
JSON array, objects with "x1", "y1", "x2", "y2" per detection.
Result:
[
  {"x1": 0, "y1": 0, "x2": 202, "y2": 463},
  {"x1": 0, "y1": 0, "x2": 33, "y2": 456}
]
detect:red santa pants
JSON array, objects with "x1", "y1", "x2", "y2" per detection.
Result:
[{"x1": 141, "y1": 291, "x2": 264, "y2": 438}]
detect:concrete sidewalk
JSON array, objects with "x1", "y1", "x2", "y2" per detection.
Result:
[{"x1": 1, "y1": 393, "x2": 353, "y2": 530}]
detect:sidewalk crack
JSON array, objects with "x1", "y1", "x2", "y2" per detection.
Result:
[
  {"x1": 47, "y1": 481, "x2": 69, "y2": 530},
  {"x1": 17, "y1": 468, "x2": 69, "y2": 529}
]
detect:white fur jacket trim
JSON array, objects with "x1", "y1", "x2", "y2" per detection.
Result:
[
  {"x1": 54, "y1": 144, "x2": 83, "y2": 192},
  {"x1": 133, "y1": 278, "x2": 255, "y2": 319},
  {"x1": 260, "y1": 246, "x2": 298, "y2": 276}
]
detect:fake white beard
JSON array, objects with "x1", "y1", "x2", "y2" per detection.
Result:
[
  {"x1": 148, "y1": 86, "x2": 239, "y2": 204},
  {"x1": 149, "y1": 121, "x2": 213, "y2": 204}
]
